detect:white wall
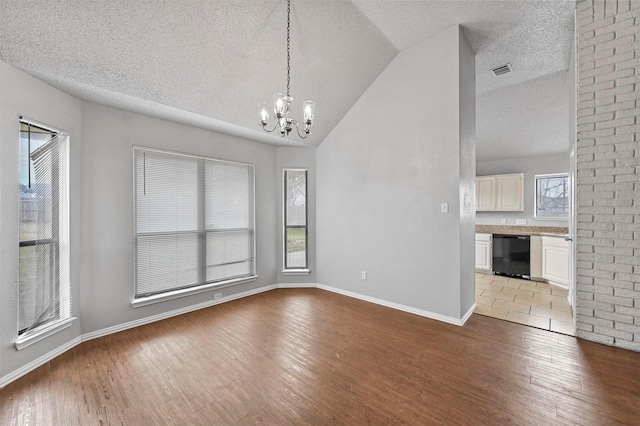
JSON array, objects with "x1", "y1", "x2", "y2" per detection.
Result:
[
  {"x1": 276, "y1": 147, "x2": 317, "y2": 284},
  {"x1": 78, "y1": 102, "x2": 278, "y2": 333},
  {"x1": 316, "y1": 26, "x2": 476, "y2": 321},
  {"x1": 0, "y1": 62, "x2": 83, "y2": 379},
  {"x1": 476, "y1": 153, "x2": 570, "y2": 227}
]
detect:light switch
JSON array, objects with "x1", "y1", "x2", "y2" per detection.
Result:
[{"x1": 440, "y1": 203, "x2": 449, "y2": 213}]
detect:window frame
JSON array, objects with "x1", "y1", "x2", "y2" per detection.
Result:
[
  {"x1": 16, "y1": 117, "x2": 75, "y2": 350},
  {"x1": 132, "y1": 146, "x2": 257, "y2": 307},
  {"x1": 283, "y1": 168, "x2": 308, "y2": 272},
  {"x1": 534, "y1": 172, "x2": 570, "y2": 220}
]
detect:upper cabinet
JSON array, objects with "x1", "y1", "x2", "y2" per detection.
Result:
[
  {"x1": 476, "y1": 173, "x2": 524, "y2": 212},
  {"x1": 476, "y1": 176, "x2": 497, "y2": 211}
]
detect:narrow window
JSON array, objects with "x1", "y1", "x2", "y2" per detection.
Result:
[
  {"x1": 133, "y1": 147, "x2": 255, "y2": 302},
  {"x1": 534, "y1": 173, "x2": 569, "y2": 219},
  {"x1": 284, "y1": 169, "x2": 307, "y2": 270},
  {"x1": 18, "y1": 120, "x2": 71, "y2": 338}
]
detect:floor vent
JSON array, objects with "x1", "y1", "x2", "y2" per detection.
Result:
[{"x1": 491, "y1": 63, "x2": 513, "y2": 76}]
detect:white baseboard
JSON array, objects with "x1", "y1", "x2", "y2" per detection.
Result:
[
  {"x1": 0, "y1": 336, "x2": 82, "y2": 388},
  {"x1": 1, "y1": 282, "x2": 475, "y2": 389},
  {"x1": 277, "y1": 282, "x2": 317, "y2": 288},
  {"x1": 316, "y1": 283, "x2": 472, "y2": 327},
  {"x1": 82, "y1": 284, "x2": 277, "y2": 342},
  {"x1": 461, "y1": 302, "x2": 477, "y2": 325}
]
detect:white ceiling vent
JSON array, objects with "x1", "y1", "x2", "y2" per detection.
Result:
[{"x1": 491, "y1": 63, "x2": 513, "y2": 76}]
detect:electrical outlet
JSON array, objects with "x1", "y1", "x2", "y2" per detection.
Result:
[
  {"x1": 440, "y1": 203, "x2": 449, "y2": 213},
  {"x1": 516, "y1": 219, "x2": 527, "y2": 225},
  {"x1": 361, "y1": 271, "x2": 367, "y2": 280},
  {"x1": 214, "y1": 292, "x2": 222, "y2": 300},
  {"x1": 501, "y1": 218, "x2": 506, "y2": 224}
]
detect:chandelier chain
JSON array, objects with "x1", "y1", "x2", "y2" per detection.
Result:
[
  {"x1": 286, "y1": 0, "x2": 291, "y2": 98},
  {"x1": 260, "y1": 0, "x2": 314, "y2": 139}
]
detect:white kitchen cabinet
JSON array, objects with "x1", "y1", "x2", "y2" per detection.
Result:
[
  {"x1": 475, "y1": 173, "x2": 524, "y2": 212},
  {"x1": 530, "y1": 235, "x2": 543, "y2": 281},
  {"x1": 476, "y1": 177, "x2": 497, "y2": 211},
  {"x1": 541, "y1": 236, "x2": 569, "y2": 287},
  {"x1": 496, "y1": 173, "x2": 524, "y2": 211},
  {"x1": 475, "y1": 233, "x2": 492, "y2": 272}
]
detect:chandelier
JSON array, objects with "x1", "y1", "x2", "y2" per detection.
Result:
[{"x1": 259, "y1": 0, "x2": 315, "y2": 139}]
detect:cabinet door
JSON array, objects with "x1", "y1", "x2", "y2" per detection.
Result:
[
  {"x1": 497, "y1": 173, "x2": 524, "y2": 211},
  {"x1": 541, "y1": 237, "x2": 569, "y2": 287},
  {"x1": 476, "y1": 176, "x2": 497, "y2": 211},
  {"x1": 475, "y1": 241, "x2": 492, "y2": 271}
]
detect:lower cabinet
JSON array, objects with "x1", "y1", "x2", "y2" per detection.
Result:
[
  {"x1": 475, "y1": 233, "x2": 492, "y2": 272},
  {"x1": 541, "y1": 236, "x2": 569, "y2": 287}
]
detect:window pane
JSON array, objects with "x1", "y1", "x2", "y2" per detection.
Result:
[
  {"x1": 19, "y1": 125, "x2": 52, "y2": 190},
  {"x1": 20, "y1": 125, "x2": 55, "y2": 242},
  {"x1": 205, "y1": 162, "x2": 250, "y2": 230},
  {"x1": 536, "y1": 174, "x2": 569, "y2": 218},
  {"x1": 136, "y1": 153, "x2": 198, "y2": 233},
  {"x1": 135, "y1": 233, "x2": 199, "y2": 296},
  {"x1": 286, "y1": 170, "x2": 306, "y2": 227},
  {"x1": 18, "y1": 244, "x2": 54, "y2": 333},
  {"x1": 284, "y1": 169, "x2": 307, "y2": 269},
  {"x1": 286, "y1": 227, "x2": 306, "y2": 268}
]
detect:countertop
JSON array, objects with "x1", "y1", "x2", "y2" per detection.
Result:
[{"x1": 476, "y1": 225, "x2": 568, "y2": 237}]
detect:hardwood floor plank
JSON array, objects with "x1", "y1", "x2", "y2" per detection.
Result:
[{"x1": 2, "y1": 288, "x2": 640, "y2": 424}]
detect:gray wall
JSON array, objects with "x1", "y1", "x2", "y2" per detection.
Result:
[
  {"x1": 458, "y1": 26, "x2": 477, "y2": 317},
  {"x1": 276, "y1": 147, "x2": 317, "y2": 284},
  {"x1": 78, "y1": 103, "x2": 278, "y2": 333},
  {"x1": 316, "y1": 26, "x2": 476, "y2": 320},
  {"x1": 575, "y1": 0, "x2": 640, "y2": 352},
  {"x1": 476, "y1": 153, "x2": 570, "y2": 227},
  {"x1": 0, "y1": 62, "x2": 83, "y2": 379}
]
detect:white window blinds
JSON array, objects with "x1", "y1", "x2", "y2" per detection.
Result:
[
  {"x1": 19, "y1": 123, "x2": 71, "y2": 336},
  {"x1": 134, "y1": 148, "x2": 255, "y2": 298}
]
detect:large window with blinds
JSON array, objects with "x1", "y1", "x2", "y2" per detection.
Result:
[
  {"x1": 133, "y1": 147, "x2": 256, "y2": 303},
  {"x1": 18, "y1": 120, "x2": 72, "y2": 346},
  {"x1": 283, "y1": 169, "x2": 307, "y2": 270}
]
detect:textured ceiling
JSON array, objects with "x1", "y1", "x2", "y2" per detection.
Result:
[
  {"x1": 477, "y1": 70, "x2": 571, "y2": 162},
  {"x1": 353, "y1": 0, "x2": 574, "y2": 94},
  {"x1": 0, "y1": 0, "x2": 575, "y2": 159}
]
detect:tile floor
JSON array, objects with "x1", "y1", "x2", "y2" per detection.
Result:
[{"x1": 475, "y1": 273, "x2": 575, "y2": 336}]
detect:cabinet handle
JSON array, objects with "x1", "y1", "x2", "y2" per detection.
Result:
[{"x1": 565, "y1": 237, "x2": 572, "y2": 242}]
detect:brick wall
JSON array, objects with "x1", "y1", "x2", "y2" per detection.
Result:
[{"x1": 576, "y1": 0, "x2": 640, "y2": 351}]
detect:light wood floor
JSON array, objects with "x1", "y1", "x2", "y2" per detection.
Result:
[
  {"x1": 475, "y1": 273, "x2": 576, "y2": 336},
  {"x1": 2, "y1": 288, "x2": 639, "y2": 425}
]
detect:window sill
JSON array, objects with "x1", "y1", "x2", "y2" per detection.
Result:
[
  {"x1": 281, "y1": 269, "x2": 311, "y2": 276},
  {"x1": 131, "y1": 275, "x2": 259, "y2": 308},
  {"x1": 15, "y1": 317, "x2": 77, "y2": 351}
]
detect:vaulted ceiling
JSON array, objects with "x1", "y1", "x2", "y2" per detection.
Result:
[{"x1": 0, "y1": 0, "x2": 575, "y2": 161}]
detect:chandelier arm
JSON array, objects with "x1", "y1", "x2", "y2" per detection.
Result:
[
  {"x1": 262, "y1": 121, "x2": 281, "y2": 133},
  {"x1": 291, "y1": 120, "x2": 309, "y2": 139}
]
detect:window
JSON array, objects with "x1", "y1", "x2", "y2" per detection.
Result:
[
  {"x1": 133, "y1": 147, "x2": 255, "y2": 305},
  {"x1": 18, "y1": 120, "x2": 72, "y2": 344},
  {"x1": 535, "y1": 173, "x2": 569, "y2": 219},
  {"x1": 283, "y1": 169, "x2": 307, "y2": 270}
]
